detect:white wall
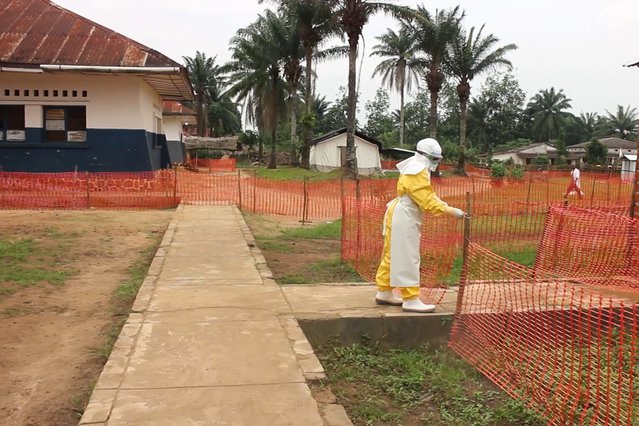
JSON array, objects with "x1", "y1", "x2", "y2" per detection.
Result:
[
  {"x1": 164, "y1": 117, "x2": 183, "y2": 142},
  {"x1": 492, "y1": 152, "x2": 523, "y2": 165},
  {"x1": 0, "y1": 71, "x2": 162, "y2": 132},
  {"x1": 309, "y1": 133, "x2": 381, "y2": 174}
]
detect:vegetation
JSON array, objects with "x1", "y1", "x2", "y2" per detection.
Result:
[
  {"x1": 315, "y1": 341, "x2": 546, "y2": 425},
  {"x1": 181, "y1": 2, "x2": 636, "y2": 175},
  {"x1": 0, "y1": 238, "x2": 72, "y2": 298}
]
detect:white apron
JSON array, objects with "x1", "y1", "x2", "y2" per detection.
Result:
[{"x1": 385, "y1": 194, "x2": 422, "y2": 287}]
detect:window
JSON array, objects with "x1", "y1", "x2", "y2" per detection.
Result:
[
  {"x1": 0, "y1": 105, "x2": 26, "y2": 142},
  {"x1": 44, "y1": 106, "x2": 86, "y2": 142}
]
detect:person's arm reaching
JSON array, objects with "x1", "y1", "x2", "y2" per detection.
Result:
[{"x1": 400, "y1": 171, "x2": 465, "y2": 218}]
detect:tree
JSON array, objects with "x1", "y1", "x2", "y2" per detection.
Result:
[
  {"x1": 575, "y1": 112, "x2": 604, "y2": 142},
  {"x1": 363, "y1": 88, "x2": 394, "y2": 139},
  {"x1": 225, "y1": 11, "x2": 289, "y2": 169},
  {"x1": 526, "y1": 87, "x2": 573, "y2": 142},
  {"x1": 445, "y1": 24, "x2": 517, "y2": 173},
  {"x1": 319, "y1": 86, "x2": 351, "y2": 134},
  {"x1": 603, "y1": 105, "x2": 638, "y2": 140},
  {"x1": 370, "y1": 26, "x2": 422, "y2": 146},
  {"x1": 326, "y1": 0, "x2": 410, "y2": 178},
  {"x1": 260, "y1": 0, "x2": 338, "y2": 169},
  {"x1": 183, "y1": 52, "x2": 221, "y2": 136},
  {"x1": 401, "y1": 87, "x2": 430, "y2": 146},
  {"x1": 407, "y1": 5, "x2": 464, "y2": 139},
  {"x1": 585, "y1": 138, "x2": 607, "y2": 165}
]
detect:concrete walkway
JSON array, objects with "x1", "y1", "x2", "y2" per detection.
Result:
[{"x1": 79, "y1": 205, "x2": 457, "y2": 426}]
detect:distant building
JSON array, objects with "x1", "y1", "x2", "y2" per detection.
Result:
[
  {"x1": 566, "y1": 137, "x2": 637, "y2": 165},
  {"x1": 310, "y1": 128, "x2": 382, "y2": 176},
  {"x1": 487, "y1": 142, "x2": 561, "y2": 166},
  {"x1": 0, "y1": 0, "x2": 193, "y2": 172}
]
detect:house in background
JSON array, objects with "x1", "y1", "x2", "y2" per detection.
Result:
[
  {"x1": 0, "y1": 0, "x2": 193, "y2": 172},
  {"x1": 162, "y1": 101, "x2": 197, "y2": 165},
  {"x1": 566, "y1": 137, "x2": 637, "y2": 166},
  {"x1": 487, "y1": 142, "x2": 561, "y2": 165},
  {"x1": 310, "y1": 128, "x2": 382, "y2": 176}
]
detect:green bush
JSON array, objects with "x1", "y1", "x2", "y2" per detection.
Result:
[{"x1": 491, "y1": 162, "x2": 506, "y2": 178}]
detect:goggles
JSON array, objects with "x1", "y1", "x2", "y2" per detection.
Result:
[{"x1": 417, "y1": 151, "x2": 443, "y2": 163}]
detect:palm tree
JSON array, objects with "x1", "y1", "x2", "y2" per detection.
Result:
[
  {"x1": 225, "y1": 11, "x2": 289, "y2": 169},
  {"x1": 576, "y1": 112, "x2": 603, "y2": 142},
  {"x1": 526, "y1": 88, "x2": 573, "y2": 142},
  {"x1": 446, "y1": 24, "x2": 517, "y2": 172},
  {"x1": 407, "y1": 5, "x2": 464, "y2": 139},
  {"x1": 604, "y1": 105, "x2": 638, "y2": 140},
  {"x1": 183, "y1": 52, "x2": 221, "y2": 136},
  {"x1": 370, "y1": 26, "x2": 422, "y2": 146},
  {"x1": 325, "y1": 0, "x2": 410, "y2": 178},
  {"x1": 259, "y1": 0, "x2": 337, "y2": 169}
]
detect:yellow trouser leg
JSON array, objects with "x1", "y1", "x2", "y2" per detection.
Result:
[
  {"x1": 375, "y1": 201, "x2": 395, "y2": 292},
  {"x1": 400, "y1": 287, "x2": 421, "y2": 300}
]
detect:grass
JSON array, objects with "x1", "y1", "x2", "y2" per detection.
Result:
[
  {"x1": 0, "y1": 238, "x2": 73, "y2": 298},
  {"x1": 443, "y1": 243, "x2": 538, "y2": 286},
  {"x1": 280, "y1": 257, "x2": 364, "y2": 284},
  {"x1": 248, "y1": 166, "x2": 345, "y2": 181},
  {"x1": 278, "y1": 220, "x2": 341, "y2": 240},
  {"x1": 316, "y1": 341, "x2": 546, "y2": 426},
  {"x1": 92, "y1": 232, "x2": 164, "y2": 362}
]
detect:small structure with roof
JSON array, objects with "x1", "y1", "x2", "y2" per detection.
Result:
[
  {"x1": 310, "y1": 128, "x2": 382, "y2": 175},
  {"x1": 0, "y1": 0, "x2": 193, "y2": 172},
  {"x1": 566, "y1": 137, "x2": 637, "y2": 166},
  {"x1": 488, "y1": 142, "x2": 562, "y2": 165}
]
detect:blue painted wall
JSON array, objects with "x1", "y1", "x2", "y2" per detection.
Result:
[{"x1": 0, "y1": 128, "x2": 169, "y2": 172}]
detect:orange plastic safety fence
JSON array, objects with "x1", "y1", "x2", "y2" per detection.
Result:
[
  {"x1": 450, "y1": 206, "x2": 639, "y2": 425},
  {"x1": 536, "y1": 205, "x2": 639, "y2": 292}
]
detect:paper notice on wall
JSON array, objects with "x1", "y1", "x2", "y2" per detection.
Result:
[
  {"x1": 67, "y1": 131, "x2": 86, "y2": 142},
  {"x1": 7, "y1": 130, "x2": 26, "y2": 141},
  {"x1": 46, "y1": 120, "x2": 65, "y2": 131}
]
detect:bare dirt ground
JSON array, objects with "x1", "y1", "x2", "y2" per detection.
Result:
[{"x1": 0, "y1": 210, "x2": 173, "y2": 426}]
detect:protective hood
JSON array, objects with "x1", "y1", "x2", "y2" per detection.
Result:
[{"x1": 396, "y1": 153, "x2": 433, "y2": 175}]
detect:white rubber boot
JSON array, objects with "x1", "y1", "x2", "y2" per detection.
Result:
[
  {"x1": 402, "y1": 298, "x2": 436, "y2": 313},
  {"x1": 375, "y1": 290, "x2": 403, "y2": 306}
]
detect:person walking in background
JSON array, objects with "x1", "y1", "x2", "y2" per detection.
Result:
[
  {"x1": 564, "y1": 165, "x2": 584, "y2": 199},
  {"x1": 374, "y1": 138, "x2": 465, "y2": 313}
]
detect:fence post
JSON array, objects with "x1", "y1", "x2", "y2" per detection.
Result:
[
  {"x1": 302, "y1": 176, "x2": 309, "y2": 224},
  {"x1": 455, "y1": 192, "x2": 473, "y2": 316},
  {"x1": 173, "y1": 168, "x2": 178, "y2": 207},
  {"x1": 253, "y1": 169, "x2": 257, "y2": 214},
  {"x1": 85, "y1": 171, "x2": 90, "y2": 208},
  {"x1": 525, "y1": 175, "x2": 532, "y2": 215},
  {"x1": 590, "y1": 178, "x2": 596, "y2": 208},
  {"x1": 355, "y1": 178, "x2": 361, "y2": 271},
  {"x1": 237, "y1": 169, "x2": 242, "y2": 211},
  {"x1": 631, "y1": 172, "x2": 638, "y2": 219}
]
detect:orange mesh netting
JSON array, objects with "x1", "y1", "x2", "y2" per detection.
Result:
[{"x1": 450, "y1": 206, "x2": 639, "y2": 425}]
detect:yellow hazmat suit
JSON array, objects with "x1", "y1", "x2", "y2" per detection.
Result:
[{"x1": 375, "y1": 138, "x2": 464, "y2": 312}]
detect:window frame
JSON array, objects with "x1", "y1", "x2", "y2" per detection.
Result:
[
  {"x1": 0, "y1": 104, "x2": 26, "y2": 142},
  {"x1": 43, "y1": 105, "x2": 87, "y2": 144}
]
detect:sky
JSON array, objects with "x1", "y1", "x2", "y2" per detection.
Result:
[{"x1": 54, "y1": 0, "x2": 639, "y2": 122}]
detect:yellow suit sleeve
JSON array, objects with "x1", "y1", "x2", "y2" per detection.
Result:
[{"x1": 399, "y1": 170, "x2": 450, "y2": 216}]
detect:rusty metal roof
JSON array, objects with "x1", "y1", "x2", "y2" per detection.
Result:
[
  {"x1": 163, "y1": 101, "x2": 196, "y2": 117},
  {"x1": 0, "y1": 0, "x2": 193, "y2": 100}
]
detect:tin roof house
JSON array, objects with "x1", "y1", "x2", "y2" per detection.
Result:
[{"x1": 0, "y1": 0, "x2": 193, "y2": 172}]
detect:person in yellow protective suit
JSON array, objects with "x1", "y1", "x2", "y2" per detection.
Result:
[{"x1": 375, "y1": 138, "x2": 465, "y2": 313}]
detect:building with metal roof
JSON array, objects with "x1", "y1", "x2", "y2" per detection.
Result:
[{"x1": 0, "y1": 0, "x2": 194, "y2": 171}]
